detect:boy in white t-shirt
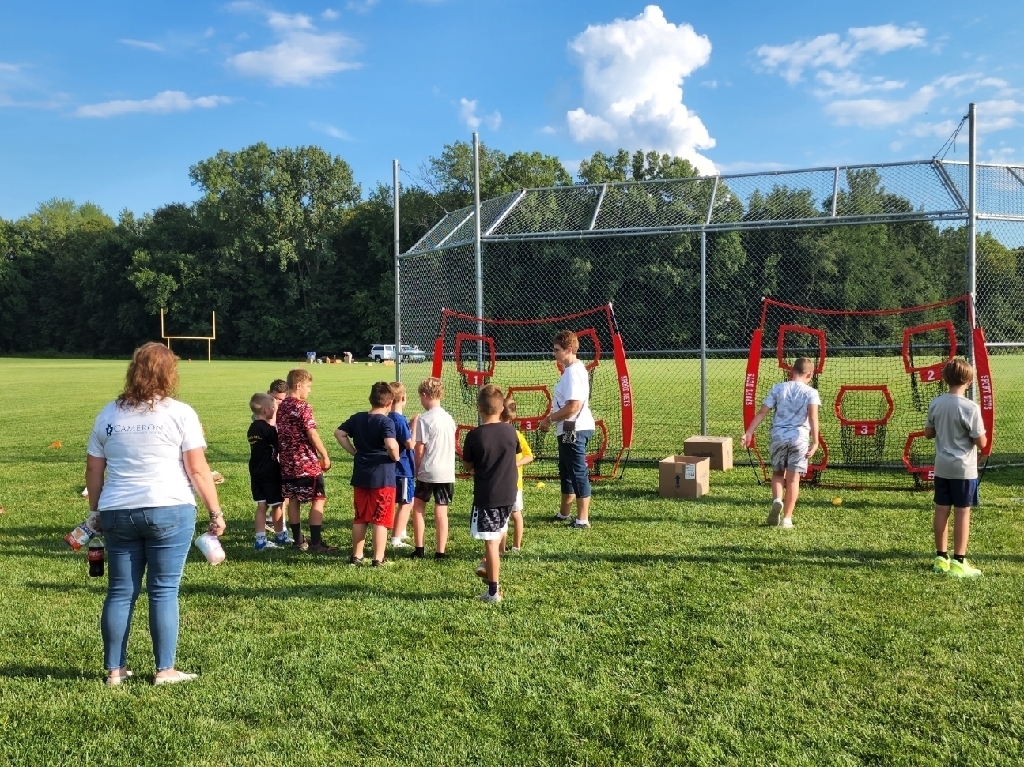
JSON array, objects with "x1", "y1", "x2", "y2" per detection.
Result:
[
  {"x1": 741, "y1": 357, "x2": 821, "y2": 528},
  {"x1": 410, "y1": 377, "x2": 457, "y2": 559},
  {"x1": 925, "y1": 358, "x2": 987, "y2": 578}
]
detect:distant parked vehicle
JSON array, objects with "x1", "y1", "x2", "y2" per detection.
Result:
[
  {"x1": 369, "y1": 344, "x2": 395, "y2": 363},
  {"x1": 400, "y1": 345, "x2": 427, "y2": 363}
]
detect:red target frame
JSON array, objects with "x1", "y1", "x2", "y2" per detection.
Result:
[
  {"x1": 902, "y1": 430, "x2": 935, "y2": 481},
  {"x1": 902, "y1": 321, "x2": 957, "y2": 382},
  {"x1": 504, "y1": 385, "x2": 552, "y2": 431},
  {"x1": 834, "y1": 384, "x2": 895, "y2": 437},
  {"x1": 453, "y1": 333, "x2": 496, "y2": 386},
  {"x1": 776, "y1": 324, "x2": 827, "y2": 374}
]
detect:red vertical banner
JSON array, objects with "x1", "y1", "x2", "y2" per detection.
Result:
[
  {"x1": 744, "y1": 328, "x2": 763, "y2": 435},
  {"x1": 611, "y1": 332, "x2": 633, "y2": 448},
  {"x1": 973, "y1": 326, "x2": 995, "y2": 456},
  {"x1": 430, "y1": 335, "x2": 444, "y2": 379}
]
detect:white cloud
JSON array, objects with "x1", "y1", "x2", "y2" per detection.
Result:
[
  {"x1": 813, "y1": 70, "x2": 905, "y2": 97},
  {"x1": 825, "y1": 84, "x2": 936, "y2": 127},
  {"x1": 74, "y1": 90, "x2": 231, "y2": 118},
  {"x1": 322, "y1": 8, "x2": 340, "y2": 19},
  {"x1": 459, "y1": 97, "x2": 501, "y2": 131},
  {"x1": 345, "y1": 0, "x2": 379, "y2": 11},
  {"x1": 119, "y1": 39, "x2": 164, "y2": 52},
  {"x1": 310, "y1": 120, "x2": 353, "y2": 140},
  {"x1": 564, "y1": 5, "x2": 716, "y2": 174},
  {"x1": 757, "y1": 24, "x2": 926, "y2": 83},
  {"x1": 228, "y1": 6, "x2": 361, "y2": 86},
  {"x1": 539, "y1": 125, "x2": 557, "y2": 135}
]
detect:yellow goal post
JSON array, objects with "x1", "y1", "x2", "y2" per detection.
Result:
[{"x1": 160, "y1": 309, "x2": 216, "y2": 361}]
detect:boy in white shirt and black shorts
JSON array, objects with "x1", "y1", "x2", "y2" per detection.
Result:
[{"x1": 411, "y1": 377, "x2": 457, "y2": 559}]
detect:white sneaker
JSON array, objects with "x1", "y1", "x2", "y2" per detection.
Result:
[
  {"x1": 475, "y1": 560, "x2": 487, "y2": 578},
  {"x1": 767, "y1": 498, "x2": 783, "y2": 527},
  {"x1": 780, "y1": 517, "x2": 794, "y2": 529},
  {"x1": 476, "y1": 590, "x2": 503, "y2": 604},
  {"x1": 391, "y1": 539, "x2": 412, "y2": 549}
]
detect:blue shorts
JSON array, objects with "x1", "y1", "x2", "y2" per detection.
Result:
[
  {"x1": 934, "y1": 477, "x2": 979, "y2": 508},
  {"x1": 395, "y1": 476, "x2": 415, "y2": 505}
]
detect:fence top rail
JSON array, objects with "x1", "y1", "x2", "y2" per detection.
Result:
[{"x1": 398, "y1": 158, "x2": 1019, "y2": 257}]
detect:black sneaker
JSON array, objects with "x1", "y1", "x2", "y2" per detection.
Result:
[
  {"x1": 371, "y1": 558, "x2": 391, "y2": 568},
  {"x1": 349, "y1": 555, "x2": 364, "y2": 566},
  {"x1": 434, "y1": 551, "x2": 448, "y2": 560},
  {"x1": 550, "y1": 513, "x2": 571, "y2": 523},
  {"x1": 292, "y1": 538, "x2": 309, "y2": 552}
]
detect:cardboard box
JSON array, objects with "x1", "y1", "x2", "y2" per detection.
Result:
[
  {"x1": 684, "y1": 436, "x2": 734, "y2": 471},
  {"x1": 659, "y1": 455, "x2": 710, "y2": 499}
]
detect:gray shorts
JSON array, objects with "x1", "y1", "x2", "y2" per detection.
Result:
[{"x1": 770, "y1": 439, "x2": 808, "y2": 474}]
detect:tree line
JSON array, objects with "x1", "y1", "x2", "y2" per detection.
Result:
[{"x1": 1, "y1": 142, "x2": 1021, "y2": 359}]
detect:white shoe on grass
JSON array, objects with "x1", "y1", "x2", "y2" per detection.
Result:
[
  {"x1": 767, "y1": 498, "x2": 783, "y2": 526},
  {"x1": 780, "y1": 517, "x2": 794, "y2": 529}
]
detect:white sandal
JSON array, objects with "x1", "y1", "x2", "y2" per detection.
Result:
[
  {"x1": 105, "y1": 670, "x2": 133, "y2": 687},
  {"x1": 154, "y1": 670, "x2": 198, "y2": 686}
]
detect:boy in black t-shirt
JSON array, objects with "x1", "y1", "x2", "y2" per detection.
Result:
[
  {"x1": 248, "y1": 393, "x2": 288, "y2": 550},
  {"x1": 335, "y1": 382, "x2": 401, "y2": 566},
  {"x1": 462, "y1": 384, "x2": 521, "y2": 603}
]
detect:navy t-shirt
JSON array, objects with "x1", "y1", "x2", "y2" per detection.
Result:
[
  {"x1": 389, "y1": 412, "x2": 415, "y2": 478},
  {"x1": 338, "y1": 412, "x2": 396, "y2": 489}
]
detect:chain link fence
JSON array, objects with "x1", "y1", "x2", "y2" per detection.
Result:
[{"x1": 399, "y1": 161, "x2": 1024, "y2": 471}]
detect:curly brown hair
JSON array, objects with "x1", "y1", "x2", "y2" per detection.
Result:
[{"x1": 118, "y1": 342, "x2": 179, "y2": 409}]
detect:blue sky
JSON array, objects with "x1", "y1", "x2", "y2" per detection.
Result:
[{"x1": 1, "y1": 0, "x2": 1021, "y2": 219}]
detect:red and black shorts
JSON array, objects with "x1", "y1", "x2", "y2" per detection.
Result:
[
  {"x1": 282, "y1": 474, "x2": 327, "y2": 504},
  {"x1": 354, "y1": 486, "x2": 397, "y2": 527}
]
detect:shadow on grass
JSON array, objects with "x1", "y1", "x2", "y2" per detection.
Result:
[
  {"x1": 533, "y1": 545, "x2": 928, "y2": 569},
  {"x1": 0, "y1": 665, "x2": 90, "y2": 681},
  {"x1": 24, "y1": 579, "x2": 464, "y2": 602}
]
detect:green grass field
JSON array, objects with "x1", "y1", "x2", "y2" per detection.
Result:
[{"x1": 3, "y1": 357, "x2": 1024, "y2": 766}]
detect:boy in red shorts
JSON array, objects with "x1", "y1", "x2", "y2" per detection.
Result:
[
  {"x1": 335, "y1": 382, "x2": 401, "y2": 566},
  {"x1": 277, "y1": 369, "x2": 334, "y2": 552}
]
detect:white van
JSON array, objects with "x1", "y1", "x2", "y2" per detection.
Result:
[{"x1": 369, "y1": 344, "x2": 395, "y2": 362}]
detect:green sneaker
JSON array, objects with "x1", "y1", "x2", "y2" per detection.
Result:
[
  {"x1": 931, "y1": 555, "x2": 950, "y2": 574},
  {"x1": 949, "y1": 558, "x2": 983, "y2": 578}
]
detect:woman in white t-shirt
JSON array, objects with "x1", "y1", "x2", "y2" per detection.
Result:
[
  {"x1": 86, "y1": 343, "x2": 226, "y2": 687},
  {"x1": 539, "y1": 330, "x2": 596, "y2": 528}
]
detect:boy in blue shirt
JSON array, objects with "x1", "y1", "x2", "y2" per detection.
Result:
[
  {"x1": 388, "y1": 382, "x2": 416, "y2": 549},
  {"x1": 335, "y1": 382, "x2": 400, "y2": 566}
]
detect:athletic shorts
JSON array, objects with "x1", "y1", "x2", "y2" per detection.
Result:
[
  {"x1": 354, "y1": 486, "x2": 397, "y2": 527},
  {"x1": 395, "y1": 476, "x2": 415, "y2": 506},
  {"x1": 282, "y1": 474, "x2": 326, "y2": 504},
  {"x1": 511, "y1": 488, "x2": 524, "y2": 513},
  {"x1": 414, "y1": 481, "x2": 454, "y2": 506},
  {"x1": 934, "y1": 476, "x2": 980, "y2": 508},
  {"x1": 770, "y1": 439, "x2": 809, "y2": 474},
  {"x1": 470, "y1": 505, "x2": 513, "y2": 541},
  {"x1": 250, "y1": 473, "x2": 284, "y2": 506}
]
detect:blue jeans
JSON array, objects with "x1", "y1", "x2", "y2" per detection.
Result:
[
  {"x1": 557, "y1": 429, "x2": 593, "y2": 498},
  {"x1": 99, "y1": 504, "x2": 195, "y2": 672}
]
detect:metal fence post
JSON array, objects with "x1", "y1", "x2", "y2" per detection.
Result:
[
  {"x1": 700, "y1": 230, "x2": 707, "y2": 436},
  {"x1": 473, "y1": 132, "x2": 484, "y2": 386},
  {"x1": 393, "y1": 159, "x2": 402, "y2": 381},
  {"x1": 967, "y1": 103, "x2": 978, "y2": 361}
]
